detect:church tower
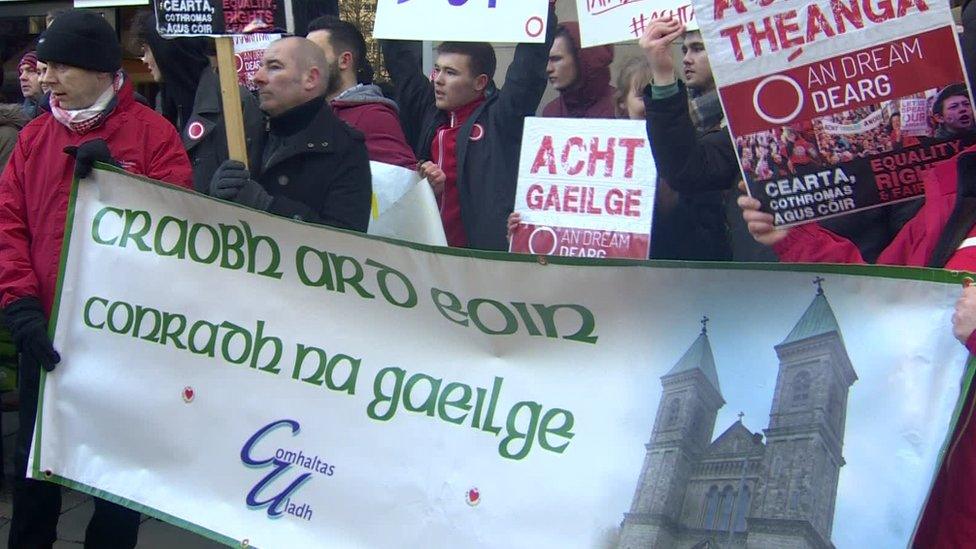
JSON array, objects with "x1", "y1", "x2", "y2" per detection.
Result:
[
  {"x1": 747, "y1": 279, "x2": 856, "y2": 549},
  {"x1": 620, "y1": 318, "x2": 725, "y2": 548}
]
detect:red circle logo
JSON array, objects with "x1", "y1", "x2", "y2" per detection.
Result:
[
  {"x1": 187, "y1": 121, "x2": 206, "y2": 140},
  {"x1": 528, "y1": 226, "x2": 558, "y2": 256},
  {"x1": 470, "y1": 124, "x2": 485, "y2": 142},
  {"x1": 525, "y1": 16, "x2": 545, "y2": 38},
  {"x1": 752, "y1": 75, "x2": 804, "y2": 125}
]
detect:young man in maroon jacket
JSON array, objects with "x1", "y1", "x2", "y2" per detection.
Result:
[
  {"x1": 307, "y1": 16, "x2": 416, "y2": 169},
  {"x1": 542, "y1": 22, "x2": 616, "y2": 119}
]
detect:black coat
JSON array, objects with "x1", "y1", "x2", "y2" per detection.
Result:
[
  {"x1": 255, "y1": 98, "x2": 372, "y2": 232},
  {"x1": 381, "y1": 5, "x2": 557, "y2": 251},
  {"x1": 182, "y1": 68, "x2": 266, "y2": 193},
  {"x1": 644, "y1": 81, "x2": 776, "y2": 262}
]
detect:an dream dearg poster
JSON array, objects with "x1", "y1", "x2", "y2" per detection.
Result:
[{"x1": 695, "y1": 0, "x2": 976, "y2": 227}]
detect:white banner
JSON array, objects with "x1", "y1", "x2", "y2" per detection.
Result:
[
  {"x1": 575, "y1": 0, "x2": 697, "y2": 48},
  {"x1": 819, "y1": 109, "x2": 886, "y2": 135},
  {"x1": 74, "y1": 0, "x2": 147, "y2": 6},
  {"x1": 31, "y1": 167, "x2": 970, "y2": 548},
  {"x1": 372, "y1": 0, "x2": 550, "y2": 43},
  {"x1": 510, "y1": 118, "x2": 656, "y2": 259},
  {"x1": 367, "y1": 161, "x2": 447, "y2": 246}
]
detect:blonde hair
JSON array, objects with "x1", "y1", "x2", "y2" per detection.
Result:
[{"x1": 614, "y1": 56, "x2": 653, "y2": 118}]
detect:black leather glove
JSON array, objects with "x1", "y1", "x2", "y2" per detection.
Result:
[
  {"x1": 3, "y1": 297, "x2": 60, "y2": 372},
  {"x1": 209, "y1": 160, "x2": 274, "y2": 210},
  {"x1": 63, "y1": 139, "x2": 120, "y2": 180}
]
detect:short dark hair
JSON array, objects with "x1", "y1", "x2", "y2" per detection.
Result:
[
  {"x1": 437, "y1": 42, "x2": 496, "y2": 81},
  {"x1": 306, "y1": 15, "x2": 374, "y2": 84},
  {"x1": 934, "y1": 83, "x2": 969, "y2": 114}
]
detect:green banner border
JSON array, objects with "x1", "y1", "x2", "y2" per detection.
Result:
[{"x1": 31, "y1": 164, "x2": 976, "y2": 547}]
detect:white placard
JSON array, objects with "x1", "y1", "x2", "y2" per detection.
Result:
[
  {"x1": 372, "y1": 0, "x2": 550, "y2": 43},
  {"x1": 575, "y1": 0, "x2": 698, "y2": 47}
]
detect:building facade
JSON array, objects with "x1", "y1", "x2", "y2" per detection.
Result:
[{"x1": 619, "y1": 283, "x2": 857, "y2": 549}]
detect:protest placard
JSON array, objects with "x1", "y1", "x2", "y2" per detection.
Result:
[
  {"x1": 29, "y1": 166, "x2": 968, "y2": 548},
  {"x1": 372, "y1": 0, "x2": 550, "y2": 43},
  {"x1": 74, "y1": 0, "x2": 147, "y2": 7},
  {"x1": 510, "y1": 118, "x2": 656, "y2": 259},
  {"x1": 575, "y1": 0, "x2": 697, "y2": 48},
  {"x1": 694, "y1": 0, "x2": 976, "y2": 227},
  {"x1": 154, "y1": 0, "x2": 286, "y2": 36},
  {"x1": 232, "y1": 33, "x2": 279, "y2": 91}
]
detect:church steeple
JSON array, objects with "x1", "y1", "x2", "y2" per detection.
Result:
[
  {"x1": 751, "y1": 279, "x2": 857, "y2": 544},
  {"x1": 780, "y1": 278, "x2": 842, "y2": 346},
  {"x1": 662, "y1": 316, "x2": 722, "y2": 399},
  {"x1": 619, "y1": 318, "x2": 726, "y2": 546}
]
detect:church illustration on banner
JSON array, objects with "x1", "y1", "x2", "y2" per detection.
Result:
[{"x1": 619, "y1": 279, "x2": 856, "y2": 549}]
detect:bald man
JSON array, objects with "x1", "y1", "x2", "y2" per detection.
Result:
[{"x1": 209, "y1": 36, "x2": 371, "y2": 231}]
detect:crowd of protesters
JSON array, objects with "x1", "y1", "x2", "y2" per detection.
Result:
[{"x1": 1, "y1": 1, "x2": 976, "y2": 546}]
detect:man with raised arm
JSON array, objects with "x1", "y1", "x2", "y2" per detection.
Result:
[{"x1": 381, "y1": 1, "x2": 558, "y2": 250}]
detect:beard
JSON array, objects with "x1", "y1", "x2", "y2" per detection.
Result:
[{"x1": 323, "y1": 60, "x2": 344, "y2": 98}]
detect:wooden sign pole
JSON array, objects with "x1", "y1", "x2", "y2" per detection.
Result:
[{"x1": 214, "y1": 36, "x2": 249, "y2": 169}]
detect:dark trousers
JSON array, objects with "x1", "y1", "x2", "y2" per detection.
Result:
[{"x1": 8, "y1": 356, "x2": 141, "y2": 549}]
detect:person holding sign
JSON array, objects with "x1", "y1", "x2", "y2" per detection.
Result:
[
  {"x1": 306, "y1": 16, "x2": 417, "y2": 168},
  {"x1": 639, "y1": 17, "x2": 774, "y2": 262},
  {"x1": 133, "y1": 11, "x2": 266, "y2": 192},
  {"x1": 0, "y1": 10, "x2": 193, "y2": 548},
  {"x1": 381, "y1": 1, "x2": 558, "y2": 251},
  {"x1": 739, "y1": 142, "x2": 976, "y2": 545},
  {"x1": 541, "y1": 22, "x2": 616, "y2": 119},
  {"x1": 209, "y1": 37, "x2": 372, "y2": 231}
]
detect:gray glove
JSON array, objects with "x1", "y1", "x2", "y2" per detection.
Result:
[{"x1": 209, "y1": 160, "x2": 274, "y2": 211}]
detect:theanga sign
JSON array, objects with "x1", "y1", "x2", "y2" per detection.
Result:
[{"x1": 31, "y1": 167, "x2": 972, "y2": 547}]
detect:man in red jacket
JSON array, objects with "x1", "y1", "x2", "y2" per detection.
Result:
[
  {"x1": 306, "y1": 16, "x2": 417, "y2": 168},
  {"x1": 0, "y1": 10, "x2": 192, "y2": 548}
]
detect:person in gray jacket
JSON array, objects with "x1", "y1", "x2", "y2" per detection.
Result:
[{"x1": 0, "y1": 104, "x2": 29, "y2": 170}]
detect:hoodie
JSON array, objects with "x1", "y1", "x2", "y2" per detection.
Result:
[
  {"x1": 331, "y1": 84, "x2": 417, "y2": 169},
  {"x1": 0, "y1": 104, "x2": 29, "y2": 170},
  {"x1": 541, "y1": 21, "x2": 616, "y2": 119},
  {"x1": 140, "y1": 15, "x2": 212, "y2": 130}
]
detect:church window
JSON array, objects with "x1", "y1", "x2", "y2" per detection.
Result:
[
  {"x1": 701, "y1": 486, "x2": 719, "y2": 528},
  {"x1": 716, "y1": 485, "x2": 735, "y2": 530},
  {"x1": 733, "y1": 485, "x2": 751, "y2": 531},
  {"x1": 792, "y1": 370, "x2": 811, "y2": 406},
  {"x1": 666, "y1": 398, "x2": 681, "y2": 427}
]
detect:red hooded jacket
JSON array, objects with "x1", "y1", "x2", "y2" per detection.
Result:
[
  {"x1": 0, "y1": 78, "x2": 193, "y2": 315},
  {"x1": 541, "y1": 21, "x2": 616, "y2": 119},
  {"x1": 771, "y1": 145, "x2": 976, "y2": 547},
  {"x1": 331, "y1": 84, "x2": 417, "y2": 169}
]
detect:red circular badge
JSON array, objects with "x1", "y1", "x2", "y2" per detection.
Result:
[
  {"x1": 470, "y1": 123, "x2": 485, "y2": 142},
  {"x1": 187, "y1": 121, "x2": 206, "y2": 140}
]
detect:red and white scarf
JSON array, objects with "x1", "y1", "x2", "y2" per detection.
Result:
[{"x1": 50, "y1": 71, "x2": 124, "y2": 135}]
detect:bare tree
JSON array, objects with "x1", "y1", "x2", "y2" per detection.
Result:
[{"x1": 339, "y1": 0, "x2": 387, "y2": 81}]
